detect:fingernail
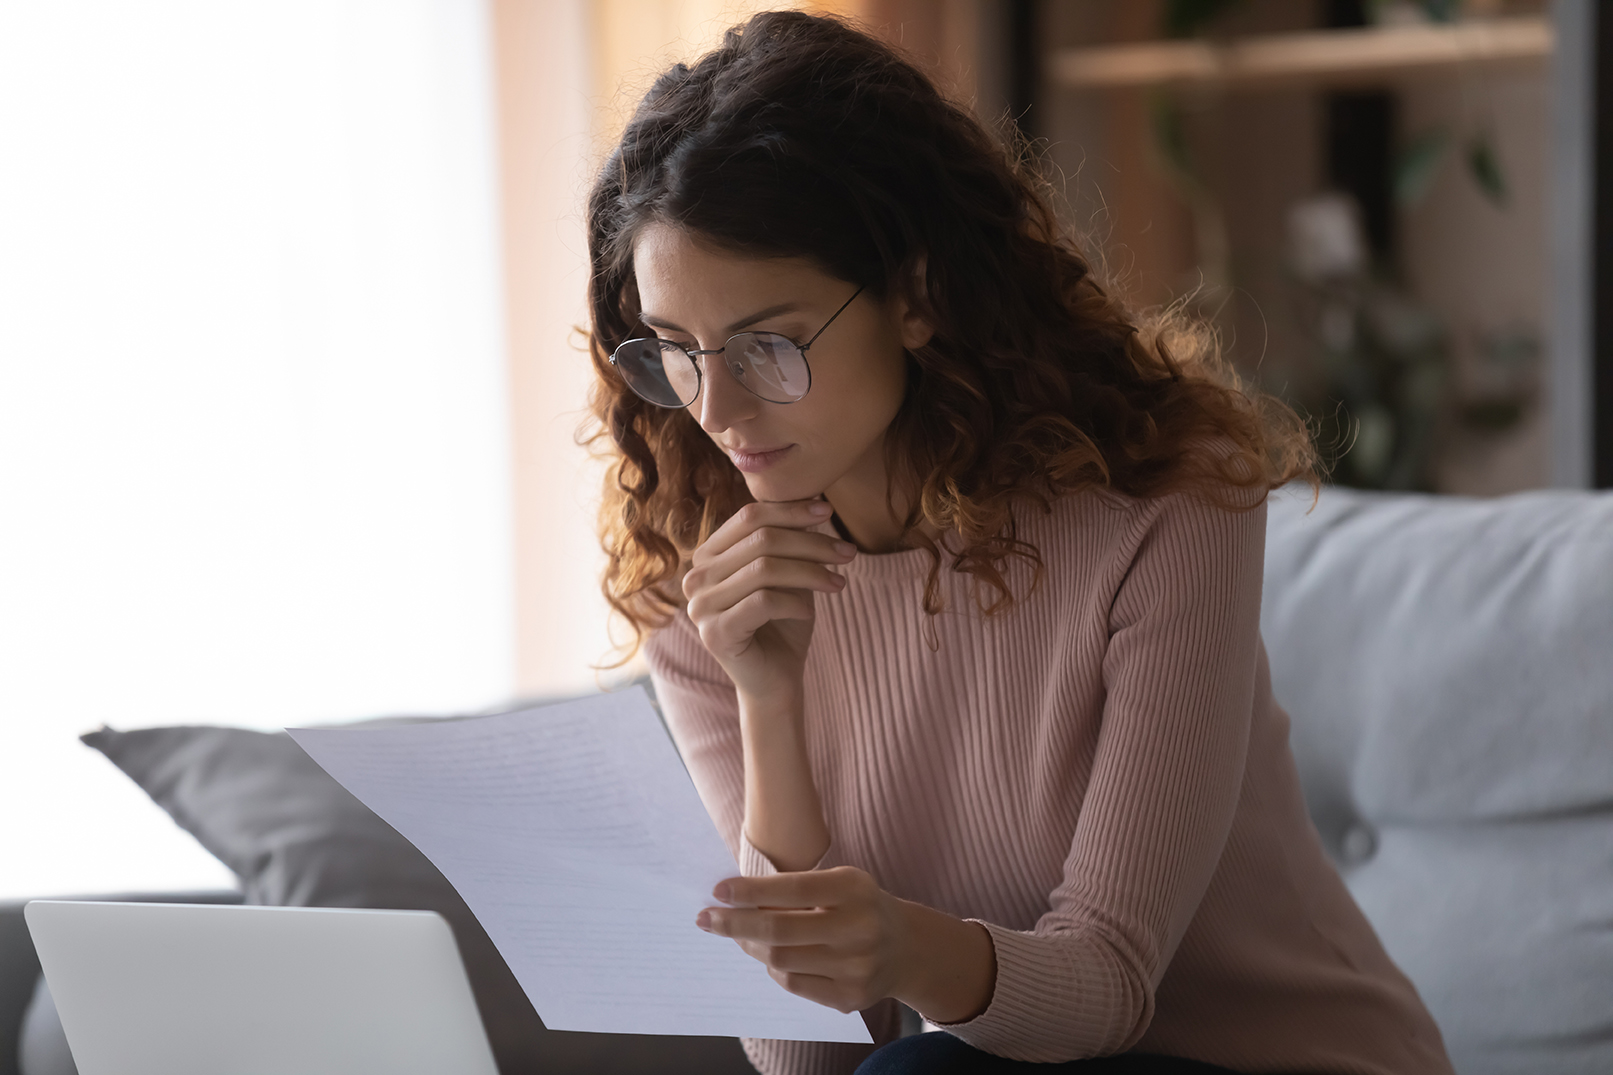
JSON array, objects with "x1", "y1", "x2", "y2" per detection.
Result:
[
  {"x1": 808, "y1": 501, "x2": 833, "y2": 516},
  {"x1": 696, "y1": 910, "x2": 713, "y2": 931},
  {"x1": 834, "y1": 541, "x2": 856, "y2": 556},
  {"x1": 713, "y1": 882, "x2": 733, "y2": 903}
]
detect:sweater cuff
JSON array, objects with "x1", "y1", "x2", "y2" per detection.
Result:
[
  {"x1": 738, "y1": 831, "x2": 841, "y2": 877},
  {"x1": 928, "y1": 920, "x2": 1073, "y2": 1060},
  {"x1": 931, "y1": 921, "x2": 1059, "y2": 1055},
  {"x1": 931, "y1": 920, "x2": 1149, "y2": 1062}
]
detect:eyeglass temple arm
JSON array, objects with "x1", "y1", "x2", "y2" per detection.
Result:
[
  {"x1": 800, "y1": 285, "x2": 866, "y2": 352},
  {"x1": 669, "y1": 284, "x2": 865, "y2": 358}
]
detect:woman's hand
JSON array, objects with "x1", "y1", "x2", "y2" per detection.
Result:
[
  {"x1": 696, "y1": 868, "x2": 997, "y2": 1023},
  {"x1": 682, "y1": 499, "x2": 856, "y2": 702}
]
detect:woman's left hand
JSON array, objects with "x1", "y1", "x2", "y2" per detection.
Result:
[{"x1": 696, "y1": 866, "x2": 912, "y2": 1014}]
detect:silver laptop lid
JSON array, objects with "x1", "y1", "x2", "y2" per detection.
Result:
[{"x1": 25, "y1": 901, "x2": 499, "y2": 1075}]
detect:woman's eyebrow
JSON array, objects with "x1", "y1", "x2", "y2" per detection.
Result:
[{"x1": 640, "y1": 301, "x2": 805, "y2": 336}]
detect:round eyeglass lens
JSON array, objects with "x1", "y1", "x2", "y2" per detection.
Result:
[
  {"x1": 730, "y1": 332, "x2": 811, "y2": 403},
  {"x1": 613, "y1": 338, "x2": 700, "y2": 408}
]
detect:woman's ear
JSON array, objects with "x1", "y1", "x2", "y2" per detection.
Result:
[{"x1": 893, "y1": 255, "x2": 935, "y2": 351}]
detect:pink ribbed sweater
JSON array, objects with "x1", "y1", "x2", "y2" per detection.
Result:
[{"x1": 644, "y1": 488, "x2": 1453, "y2": 1075}]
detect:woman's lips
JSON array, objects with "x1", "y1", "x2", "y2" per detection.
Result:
[{"x1": 727, "y1": 444, "x2": 795, "y2": 473}]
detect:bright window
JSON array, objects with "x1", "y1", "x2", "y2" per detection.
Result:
[{"x1": 0, "y1": 0, "x2": 513, "y2": 897}]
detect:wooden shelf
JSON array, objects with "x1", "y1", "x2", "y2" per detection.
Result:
[{"x1": 1051, "y1": 17, "x2": 1552, "y2": 91}]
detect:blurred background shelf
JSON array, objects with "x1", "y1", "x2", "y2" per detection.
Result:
[
  {"x1": 1051, "y1": 16, "x2": 1552, "y2": 91},
  {"x1": 1002, "y1": 0, "x2": 1604, "y2": 496}
]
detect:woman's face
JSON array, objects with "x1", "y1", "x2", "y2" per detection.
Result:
[{"x1": 631, "y1": 223, "x2": 929, "y2": 506}]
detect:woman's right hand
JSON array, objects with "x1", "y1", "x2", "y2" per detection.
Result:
[{"x1": 682, "y1": 499, "x2": 857, "y2": 702}]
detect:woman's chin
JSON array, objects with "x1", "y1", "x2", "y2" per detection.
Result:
[{"x1": 742, "y1": 472, "x2": 822, "y2": 504}]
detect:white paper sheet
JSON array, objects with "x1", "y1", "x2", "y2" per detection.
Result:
[{"x1": 286, "y1": 688, "x2": 871, "y2": 1043}]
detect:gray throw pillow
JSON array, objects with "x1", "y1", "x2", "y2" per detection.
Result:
[{"x1": 81, "y1": 724, "x2": 751, "y2": 1075}]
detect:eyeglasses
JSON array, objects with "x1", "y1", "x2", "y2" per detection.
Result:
[{"x1": 610, "y1": 286, "x2": 864, "y2": 408}]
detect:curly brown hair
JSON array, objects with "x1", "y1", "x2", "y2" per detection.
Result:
[{"x1": 584, "y1": 10, "x2": 1318, "y2": 658}]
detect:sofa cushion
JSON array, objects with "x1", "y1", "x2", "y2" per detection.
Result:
[
  {"x1": 1263, "y1": 486, "x2": 1613, "y2": 1075},
  {"x1": 1352, "y1": 820, "x2": 1613, "y2": 1073},
  {"x1": 80, "y1": 722, "x2": 752, "y2": 1075}
]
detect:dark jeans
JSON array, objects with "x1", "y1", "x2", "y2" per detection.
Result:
[{"x1": 854, "y1": 1033, "x2": 1247, "y2": 1075}]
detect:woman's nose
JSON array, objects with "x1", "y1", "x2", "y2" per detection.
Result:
[{"x1": 695, "y1": 353, "x2": 760, "y2": 433}]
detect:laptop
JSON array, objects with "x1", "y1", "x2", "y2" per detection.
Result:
[{"x1": 25, "y1": 901, "x2": 499, "y2": 1075}]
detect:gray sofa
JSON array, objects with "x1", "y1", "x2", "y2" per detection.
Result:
[
  {"x1": 1260, "y1": 485, "x2": 1613, "y2": 1075},
  {"x1": 4, "y1": 485, "x2": 1610, "y2": 1074}
]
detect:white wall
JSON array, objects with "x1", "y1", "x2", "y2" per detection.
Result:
[
  {"x1": 0, "y1": 1, "x2": 514, "y2": 898},
  {"x1": 493, "y1": 0, "x2": 617, "y2": 699}
]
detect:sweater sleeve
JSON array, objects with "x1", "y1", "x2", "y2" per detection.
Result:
[
  {"x1": 643, "y1": 610, "x2": 897, "y2": 1075},
  {"x1": 934, "y1": 492, "x2": 1266, "y2": 1062}
]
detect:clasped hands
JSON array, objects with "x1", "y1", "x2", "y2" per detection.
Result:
[{"x1": 696, "y1": 865, "x2": 997, "y2": 1024}]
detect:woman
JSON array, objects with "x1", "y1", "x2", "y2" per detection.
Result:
[{"x1": 585, "y1": 11, "x2": 1453, "y2": 1075}]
